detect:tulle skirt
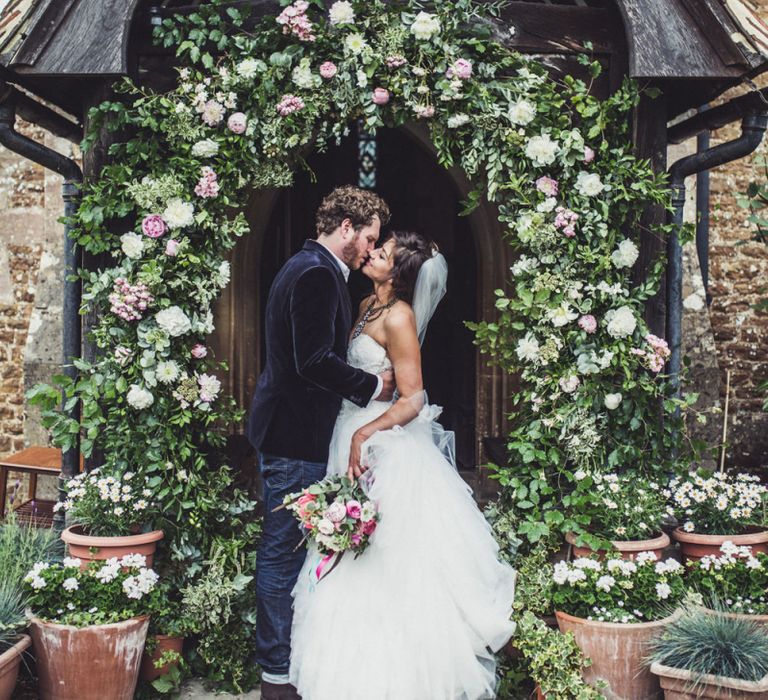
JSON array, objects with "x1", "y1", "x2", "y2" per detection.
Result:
[{"x1": 289, "y1": 401, "x2": 517, "y2": 700}]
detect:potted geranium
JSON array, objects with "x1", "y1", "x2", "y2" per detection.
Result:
[
  {"x1": 0, "y1": 580, "x2": 30, "y2": 700},
  {"x1": 566, "y1": 472, "x2": 670, "y2": 560},
  {"x1": 140, "y1": 591, "x2": 190, "y2": 683},
  {"x1": 24, "y1": 554, "x2": 160, "y2": 700},
  {"x1": 686, "y1": 541, "x2": 768, "y2": 628},
  {"x1": 57, "y1": 468, "x2": 163, "y2": 567},
  {"x1": 666, "y1": 471, "x2": 768, "y2": 561},
  {"x1": 552, "y1": 552, "x2": 685, "y2": 697},
  {"x1": 649, "y1": 606, "x2": 768, "y2": 698}
]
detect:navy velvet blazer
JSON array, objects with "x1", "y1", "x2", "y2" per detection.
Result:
[{"x1": 247, "y1": 240, "x2": 379, "y2": 463}]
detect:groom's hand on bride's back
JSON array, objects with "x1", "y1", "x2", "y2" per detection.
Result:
[{"x1": 377, "y1": 370, "x2": 395, "y2": 402}]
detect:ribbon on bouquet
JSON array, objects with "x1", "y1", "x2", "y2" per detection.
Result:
[{"x1": 315, "y1": 551, "x2": 345, "y2": 582}]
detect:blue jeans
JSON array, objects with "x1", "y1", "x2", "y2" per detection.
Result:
[{"x1": 255, "y1": 453, "x2": 327, "y2": 675}]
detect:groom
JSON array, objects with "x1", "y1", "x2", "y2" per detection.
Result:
[{"x1": 247, "y1": 185, "x2": 394, "y2": 699}]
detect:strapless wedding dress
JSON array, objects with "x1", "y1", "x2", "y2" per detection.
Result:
[{"x1": 289, "y1": 333, "x2": 516, "y2": 700}]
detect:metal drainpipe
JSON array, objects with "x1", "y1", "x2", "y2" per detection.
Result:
[
  {"x1": 0, "y1": 89, "x2": 83, "y2": 530},
  {"x1": 666, "y1": 112, "x2": 768, "y2": 435},
  {"x1": 696, "y1": 106, "x2": 712, "y2": 307}
]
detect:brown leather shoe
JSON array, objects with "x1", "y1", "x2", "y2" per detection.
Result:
[{"x1": 281, "y1": 684, "x2": 302, "y2": 700}]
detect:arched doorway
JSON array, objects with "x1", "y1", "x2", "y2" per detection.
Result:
[{"x1": 212, "y1": 124, "x2": 512, "y2": 492}]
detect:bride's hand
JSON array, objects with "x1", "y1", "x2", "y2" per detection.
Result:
[{"x1": 347, "y1": 427, "x2": 373, "y2": 481}]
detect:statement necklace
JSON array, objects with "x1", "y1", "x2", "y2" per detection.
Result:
[{"x1": 351, "y1": 297, "x2": 397, "y2": 340}]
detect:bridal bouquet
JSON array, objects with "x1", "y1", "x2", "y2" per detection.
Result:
[{"x1": 281, "y1": 476, "x2": 380, "y2": 557}]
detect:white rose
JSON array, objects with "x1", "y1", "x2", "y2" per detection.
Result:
[
  {"x1": 329, "y1": 1, "x2": 355, "y2": 24},
  {"x1": 356, "y1": 69, "x2": 368, "y2": 88},
  {"x1": 536, "y1": 197, "x2": 557, "y2": 213},
  {"x1": 525, "y1": 134, "x2": 559, "y2": 167},
  {"x1": 508, "y1": 99, "x2": 536, "y2": 126},
  {"x1": 344, "y1": 33, "x2": 367, "y2": 55},
  {"x1": 575, "y1": 171, "x2": 605, "y2": 197},
  {"x1": 292, "y1": 61, "x2": 319, "y2": 89},
  {"x1": 604, "y1": 393, "x2": 623, "y2": 410},
  {"x1": 559, "y1": 375, "x2": 580, "y2": 393},
  {"x1": 574, "y1": 469, "x2": 587, "y2": 481},
  {"x1": 410, "y1": 11, "x2": 440, "y2": 40},
  {"x1": 162, "y1": 198, "x2": 195, "y2": 229},
  {"x1": 317, "y1": 519, "x2": 335, "y2": 536},
  {"x1": 605, "y1": 305, "x2": 637, "y2": 339},
  {"x1": 516, "y1": 333, "x2": 540, "y2": 363},
  {"x1": 120, "y1": 232, "x2": 144, "y2": 260},
  {"x1": 127, "y1": 385, "x2": 154, "y2": 410},
  {"x1": 191, "y1": 139, "x2": 219, "y2": 157},
  {"x1": 155, "y1": 306, "x2": 192, "y2": 337},
  {"x1": 610, "y1": 239, "x2": 639, "y2": 269}
]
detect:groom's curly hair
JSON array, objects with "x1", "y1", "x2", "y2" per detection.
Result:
[{"x1": 316, "y1": 186, "x2": 390, "y2": 237}]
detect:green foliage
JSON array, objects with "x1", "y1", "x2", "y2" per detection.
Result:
[
  {"x1": 514, "y1": 612, "x2": 604, "y2": 699},
  {"x1": 0, "y1": 513, "x2": 62, "y2": 589},
  {"x1": 0, "y1": 579, "x2": 27, "y2": 650},
  {"x1": 648, "y1": 605, "x2": 768, "y2": 682}
]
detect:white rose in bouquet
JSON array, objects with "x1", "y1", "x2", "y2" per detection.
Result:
[
  {"x1": 575, "y1": 171, "x2": 605, "y2": 197},
  {"x1": 410, "y1": 11, "x2": 440, "y2": 40},
  {"x1": 127, "y1": 385, "x2": 154, "y2": 410},
  {"x1": 605, "y1": 305, "x2": 637, "y2": 338},
  {"x1": 525, "y1": 134, "x2": 559, "y2": 167},
  {"x1": 611, "y1": 239, "x2": 639, "y2": 269},
  {"x1": 120, "y1": 232, "x2": 144, "y2": 259}
]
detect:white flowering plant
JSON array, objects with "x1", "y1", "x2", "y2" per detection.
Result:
[
  {"x1": 666, "y1": 470, "x2": 767, "y2": 535},
  {"x1": 24, "y1": 554, "x2": 161, "y2": 627},
  {"x1": 56, "y1": 468, "x2": 158, "y2": 537},
  {"x1": 686, "y1": 541, "x2": 768, "y2": 615},
  {"x1": 572, "y1": 472, "x2": 668, "y2": 544},
  {"x1": 552, "y1": 552, "x2": 685, "y2": 623}
]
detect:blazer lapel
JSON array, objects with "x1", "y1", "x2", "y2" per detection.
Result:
[{"x1": 304, "y1": 240, "x2": 353, "y2": 331}]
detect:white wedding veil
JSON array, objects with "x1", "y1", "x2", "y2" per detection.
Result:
[{"x1": 412, "y1": 248, "x2": 448, "y2": 346}]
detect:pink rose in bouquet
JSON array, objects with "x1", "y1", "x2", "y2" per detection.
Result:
[
  {"x1": 142, "y1": 215, "x2": 167, "y2": 239},
  {"x1": 227, "y1": 112, "x2": 247, "y2": 134},
  {"x1": 346, "y1": 500, "x2": 362, "y2": 519},
  {"x1": 319, "y1": 61, "x2": 338, "y2": 79},
  {"x1": 191, "y1": 343, "x2": 207, "y2": 359},
  {"x1": 447, "y1": 58, "x2": 472, "y2": 80},
  {"x1": 372, "y1": 88, "x2": 390, "y2": 105},
  {"x1": 165, "y1": 239, "x2": 179, "y2": 256}
]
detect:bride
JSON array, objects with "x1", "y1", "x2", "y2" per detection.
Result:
[{"x1": 290, "y1": 231, "x2": 516, "y2": 700}]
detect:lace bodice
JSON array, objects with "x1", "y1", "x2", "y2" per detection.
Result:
[{"x1": 347, "y1": 333, "x2": 392, "y2": 374}]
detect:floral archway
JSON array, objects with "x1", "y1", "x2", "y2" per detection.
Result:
[{"x1": 30, "y1": 0, "x2": 681, "y2": 691}]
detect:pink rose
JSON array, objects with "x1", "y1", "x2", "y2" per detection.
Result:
[
  {"x1": 372, "y1": 88, "x2": 390, "y2": 105},
  {"x1": 415, "y1": 104, "x2": 435, "y2": 119},
  {"x1": 319, "y1": 61, "x2": 338, "y2": 79},
  {"x1": 362, "y1": 519, "x2": 377, "y2": 535},
  {"x1": 142, "y1": 214, "x2": 167, "y2": 239},
  {"x1": 165, "y1": 239, "x2": 179, "y2": 256},
  {"x1": 447, "y1": 58, "x2": 472, "y2": 80},
  {"x1": 227, "y1": 112, "x2": 247, "y2": 134},
  {"x1": 584, "y1": 146, "x2": 595, "y2": 163},
  {"x1": 578, "y1": 315, "x2": 597, "y2": 334},
  {"x1": 535, "y1": 176, "x2": 558, "y2": 197},
  {"x1": 346, "y1": 500, "x2": 362, "y2": 519},
  {"x1": 191, "y1": 344, "x2": 207, "y2": 359},
  {"x1": 351, "y1": 533, "x2": 363, "y2": 547},
  {"x1": 296, "y1": 492, "x2": 316, "y2": 507}
]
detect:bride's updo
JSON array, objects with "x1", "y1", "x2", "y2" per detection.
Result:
[{"x1": 390, "y1": 231, "x2": 437, "y2": 305}]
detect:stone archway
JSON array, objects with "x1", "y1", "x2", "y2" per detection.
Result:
[{"x1": 212, "y1": 122, "x2": 511, "y2": 493}]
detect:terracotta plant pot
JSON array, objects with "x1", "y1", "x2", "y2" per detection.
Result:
[
  {"x1": 61, "y1": 525, "x2": 164, "y2": 568},
  {"x1": 566, "y1": 531, "x2": 671, "y2": 561},
  {"x1": 140, "y1": 634, "x2": 184, "y2": 682},
  {"x1": 671, "y1": 527, "x2": 768, "y2": 563},
  {"x1": 651, "y1": 661, "x2": 768, "y2": 699},
  {"x1": 536, "y1": 684, "x2": 545, "y2": 699},
  {"x1": 29, "y1": 615, "x2": 149, "y2": 700},
  {"x1": 556, "y1": 609, "x2": 680, "y2": 699},
  {"x1": 696, "y1": 606, "x2": 768, "y2": 631},
  {"x1": 0, "y1": 635, "x2": 31, "y2": 700}
]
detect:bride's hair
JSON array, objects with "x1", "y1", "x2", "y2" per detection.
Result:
[{"x1": 390, "y1": 231, "x2": 437, "y2": 305}]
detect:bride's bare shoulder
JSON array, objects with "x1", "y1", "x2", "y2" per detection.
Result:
[{"x1": 384, "y1": 301, "x2": 416, "y2": 333}]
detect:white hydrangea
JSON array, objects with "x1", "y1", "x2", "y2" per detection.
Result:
[
  {"x1": 120, "y1": 232, "x2": 144, "y2": 260},
  {"x1": 410, "y1": 11, "x2": 440, "y2": 40},
  {"x1": 155, "y1": 306, "x2": 192, "y2": 337},
  {"x1": 605, "y1": 305, "x2": 637, "y2": 338},
  {"x1": 575, "y1": 171, "x2": 605, "y2": 197},
  {"x1": 292, "y1": 60, "x2": 320, "y2": 89},
  {"x1": 127, "y1": 385, "x2": 154, "y2": 410},
  {"x1": 156, "y1": 360, "x2": 181, "y2": 384},
  {"x1": 611, "y1": 239, "x2": 640, "y2": 269},
  {"x1": 508, "y1": 99, "x2": 536, "y2": 126},
  {"x1": 329, "y1": 1, "x2": 355, "y2": 24},
  {"x1": 525, "y1": 134, "x2": 559, "y2": 167},
  {"x1": 516, "y1": 333, "x2": 540, "y2": 363},
  {"x1": 162, "y1": 198, "x2": 195, "y2": 230},
  {"x1": 191, "y1": 139, "x2": 219, "y2": 157},
  {"x1": 447, "y1": 113, "x2": 471, "y2": 129},
  {"x1": 604, "y1": 393, "x2": 623, "y2": 410}
]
